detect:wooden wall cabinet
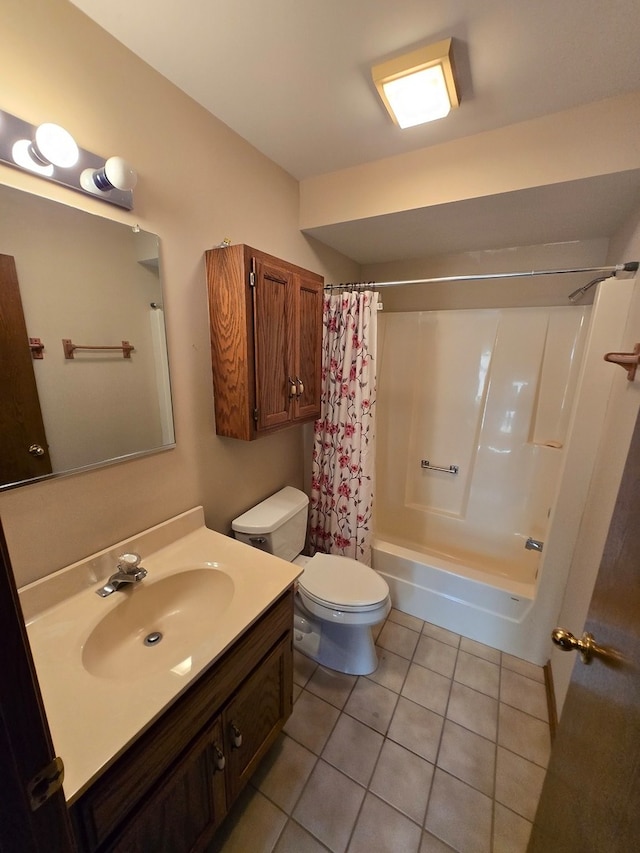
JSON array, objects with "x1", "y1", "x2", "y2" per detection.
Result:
[
  {"x1": 205, "y1": 244, "x2": 324, "y2": 440},
  {"x1": 70, "y1": 589, "x2": 294, "y2": 853}
]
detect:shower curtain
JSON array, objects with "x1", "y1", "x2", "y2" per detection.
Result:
[{"x1": 308, "y1": 290, "x2": 379, "y2": 565}]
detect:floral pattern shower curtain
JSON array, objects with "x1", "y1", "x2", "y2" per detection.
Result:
[{"x1": 309, "y1": 289, "x2": 379, "y2": 565}]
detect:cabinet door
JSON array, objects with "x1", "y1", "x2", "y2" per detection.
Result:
[
  {"x1": 223, "y1": 635, "x2": 292, "y2": 804},
  {"x1": 105, "y1": 719, "x2": 227, "y2": 853},
  {"x1": 253, "y1": 258, "x2": 294, "y2": 431},
  {"x1": 205, "y1": 244, "x2": 254, "y2": 440},
  {"x1": 294, "y1": 274, "x2": 323, "y2": 423}
]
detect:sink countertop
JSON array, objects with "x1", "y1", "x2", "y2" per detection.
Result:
[{"x1": 18, "y1": 507, "x2": 301, "y2": 804}]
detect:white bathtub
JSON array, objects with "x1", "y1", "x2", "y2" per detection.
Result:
[{"x1": 372, "y1": 537, "x2": 536, "y2": 650}]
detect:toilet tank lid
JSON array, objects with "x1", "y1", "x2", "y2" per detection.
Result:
[{"x1": 231, "y1": 486, "x2": 309, "y2": 534}]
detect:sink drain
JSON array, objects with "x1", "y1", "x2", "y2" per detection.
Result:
[{"x1": 144, "y1": 631, "x2": 163, "y2": 646}]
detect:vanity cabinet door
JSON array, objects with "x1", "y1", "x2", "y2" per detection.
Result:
[
  {"x1": 223, "y1": 634, "x2": 293, "y2": 804},
  {"x1": 105, "y1": 718, "x2": 227, "y2": 853}
]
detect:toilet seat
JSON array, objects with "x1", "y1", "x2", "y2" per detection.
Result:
[{"x1": 298, "y1": 553, "x2": 389, "y2": 612}]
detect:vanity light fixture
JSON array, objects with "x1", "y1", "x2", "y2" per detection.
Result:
[
  {"x1": 371, "y1": 38, "x2": 459, "y2": 129},
  {"x1": 0, "y1": 108, "x2": 136, "y2": 209}
]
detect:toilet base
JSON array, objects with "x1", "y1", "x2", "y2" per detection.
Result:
[
  {"x1": 293, "y1": 611, "x2": 321, "y2": 660},
  {"x1": 293, "y1": 599, "x2": 384, "y2": 675}
]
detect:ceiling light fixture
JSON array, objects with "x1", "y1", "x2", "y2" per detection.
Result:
[
  {"x1": 0, "y1": 108, "x2": 136, "y2": 209},
  {"x1": 372, "y1": 38, "x2": 459, "y2": 129}
]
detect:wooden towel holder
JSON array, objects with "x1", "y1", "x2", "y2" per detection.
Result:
[{"x1": 603, "y1": 342, "x2": 640, "y2": 381}]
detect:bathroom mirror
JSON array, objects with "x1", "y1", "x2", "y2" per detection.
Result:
[{"x1": 0, "y1": 184, "x2": 174, "y2": 490}]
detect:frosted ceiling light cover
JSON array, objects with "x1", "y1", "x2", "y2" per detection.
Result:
[
  {"x1": 382, "y1": 65, "x2": 451, "y2": 128},
  {"x1": 372, "y1": 38, "x2": 459, "y2": 129}
]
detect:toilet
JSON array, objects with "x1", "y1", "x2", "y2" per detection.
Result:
[{"x1": 232, "y1": 486, "x2": 391, "y2": 675}]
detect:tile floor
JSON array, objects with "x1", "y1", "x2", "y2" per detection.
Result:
[{"x1": 209, "y1": 608, "x2": 551, "y2": 853}]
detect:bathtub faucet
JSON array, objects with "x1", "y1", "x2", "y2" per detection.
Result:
[{"x1": 525, "y1": 537, "x2": 544, "y2": 552}]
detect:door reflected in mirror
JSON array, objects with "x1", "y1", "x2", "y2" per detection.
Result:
[{"x1": 0, "y1": 185, "x2": 174, "y2": 490}]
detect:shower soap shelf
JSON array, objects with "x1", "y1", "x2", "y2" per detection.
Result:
[{"x1": 604, "y1": 343, "x2": 640, "y2": 381}]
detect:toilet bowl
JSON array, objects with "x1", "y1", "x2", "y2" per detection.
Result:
[
  {"x1": 232, "y1": 487, "x2": 391, "y2": 675},
  {"x1": 293, "y1": 553, "x2": 391, "y2": 674}
]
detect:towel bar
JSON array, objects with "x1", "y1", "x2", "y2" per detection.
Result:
[{"x1": 63, "y1": 339, "x2": 134, "y2": 359}]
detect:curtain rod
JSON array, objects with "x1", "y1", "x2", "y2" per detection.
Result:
[{"x1": 325, "y1": 261, "x2": 639, "y2": 290}]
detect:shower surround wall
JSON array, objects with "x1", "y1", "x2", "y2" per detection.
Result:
[
  {"x1": 376, "y1": 306, "x2": 589, "y2": 573},
  {"x1": 374, "y1": 305, "x2": 593, "y2": 658}
]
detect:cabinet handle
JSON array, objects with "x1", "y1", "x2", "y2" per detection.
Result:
[
  {"x1": 213, "y1": 744, "x2": 226, "y2": 772},
  {"x1": 288, "y1": 377, "x2": 297, "y2": 399},
  {"x1": 296, "y1": 376, "x2": 304, "y2": 397},
  {"x1": 230, "y1": 723, "x2": 243, "y2": 749}
]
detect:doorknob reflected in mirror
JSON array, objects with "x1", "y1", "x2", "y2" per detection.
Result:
[{"x1": 552, "y1": 627, "x2": 595, "y2": 664}]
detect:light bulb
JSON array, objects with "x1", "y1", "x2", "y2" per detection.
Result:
[
  {"x1": 81, "y1": 156, "x2": 137, "y2": 194},
  {"x1": 31, "y1": 123, "x2": 79, "y2": 168},
  {"x1": 104, "y1": 156, "x2": 137, "y2": 190},
  {"x1": 12, "y1": 139, "x2": 54, "y2": 176}
]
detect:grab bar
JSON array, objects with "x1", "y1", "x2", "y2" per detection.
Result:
[{"x1": 420, "y1": 460, "x2": 459, "y2": 475}]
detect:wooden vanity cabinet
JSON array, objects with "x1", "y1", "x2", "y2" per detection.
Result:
[
  {"x1": 205, "y1": 244, "x2": 324, "y2": 440},
  {"x1": 70, "y1": 589, "x2": 294, "y2": 853}
]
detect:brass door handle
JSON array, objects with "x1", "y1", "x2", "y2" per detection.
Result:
[
  {"x1": 28, "y1": 444, "x2": 45, "y2": 457},
  {"x1": 551, "y1": 627, "x2": 595, "y2": 664}
]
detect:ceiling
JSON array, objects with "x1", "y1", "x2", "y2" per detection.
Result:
[{"x1": 71, "y1": 0, "x2": 640, "y2": 265}]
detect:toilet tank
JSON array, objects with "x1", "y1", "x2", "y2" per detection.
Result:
[{"x1": 231, "y1": 486, "x2": 309, "y2": 562}]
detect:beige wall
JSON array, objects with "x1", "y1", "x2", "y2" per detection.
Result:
[
  {"x1": 0, "y1": 0, "x2": 358, "y2": 587},
  {"x1": 300, "y1": 93, "x2": 640, "y2": 230}
]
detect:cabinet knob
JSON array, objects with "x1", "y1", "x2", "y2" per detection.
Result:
[
  {"x1": 296, "y1": 376, "x2": 304, "y2": 396},
  {"x1": 213, "y1": 744, "x2": 226, "y2": 772},
  {"x1": 230, "y1": 723, "x2": 243, "y2": 749},
  {"x1": 288, "y1": 377, "x2": 297, "y2": 398}
]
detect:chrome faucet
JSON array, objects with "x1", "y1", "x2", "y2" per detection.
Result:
[
  {"x1": 96, "y1": 552, "x2": 147, "y2": 597},
  {"x1": 525, "y1": 537, "x2": 544, "y2": 552}
]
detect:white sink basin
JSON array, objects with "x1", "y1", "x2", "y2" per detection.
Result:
[{"x1": 82, "y1": 567, "x2": 234, "y2": 680}]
